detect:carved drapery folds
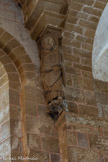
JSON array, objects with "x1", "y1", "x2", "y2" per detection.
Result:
[
  {"x1": 38, "y1": 28, "x2": 68, "y2": 120},
  {"x1": 27, "y1": 0, "x2": 69, "y2": 120}
]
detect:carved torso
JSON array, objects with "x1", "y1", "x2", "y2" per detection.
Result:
[
  {"x1": 38, "y1": 29, "x2": 68, "y2": 120},
  {"x1": 41, "y1": 49, "x2": 62, "y2": 72}
]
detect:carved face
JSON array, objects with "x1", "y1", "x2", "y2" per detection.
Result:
[{"x1": 42, "y1": 36, "x2": 56, "y2": 50}]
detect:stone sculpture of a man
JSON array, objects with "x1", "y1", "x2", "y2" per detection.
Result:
[{"x1": 38, "y1": 28, "x2": 68, "y2": 120}]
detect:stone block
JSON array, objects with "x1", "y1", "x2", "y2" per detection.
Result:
[
  {"x1": 51, "y1": 154, "x2": 60, "y2": 162},
  {"x1": 95, "y1": 91, "x2": 108, "y2": 105},
  {"x1": 29, "y1": 150, "x2": 49, "y2": 162},
  {"x1": 11, "y1": 136, "x2": 19, "y2": 150},
  {"x1": 84, "y1": 91, "x2": 96, "y2": 106},
  {"x1": 10, "y1": 119, "x2": 22, "y2": 137},
  {"x1": 37, "y1": 105, "x2": 49, "y2": 120},
  {"x1": 78, "y1": 104, "x2": 98, "y2": 117},
  {"x1": 39, "y1": 118, "x2": 55, "y2": 136},
  {"x1": 24, "y1": 86, "x2": 45, "y2": 104},
  {"x1": 26, "y1": 116, "x2": 40, "y2": 134},
  {"x1": 41, "y1": 137, "x2": 59, "y2": 153},
  {"x1": 67, "y1": 131, "x2": 77, "y2": 146},
  {"x1": 0, "y1": 32, "x2": 12, "y2": 49},
  {"x1": 94, "y1": 1, "x2": 106, "y2": 10},
  {"x1": 70, "y1": 2, "x2": 83, "y2": 11},
  {"x1": 9, "y1": 89, "x2": 20, "y2": 106},
  {"x1": 88, "y1": 134, "x2": 99, "y2": 149},
  {"x1": 69, "y1": 147, "x2": 98, "y2": 162},
  {"x1": 27, "y1": 134, "x2": 41, "y2": 150},
  {"x1": 0, "y1": 138, "x2": 11, "y2": 158},
  {"x1": 4, "y1": 39, "x2": 20, "y2": 54},
  {"x1": 77, "y1": 132, "x2": 89, "y2": 148},
  {"x1": 68, "y1": 102, "x2": 78, "y2": 114},
  {"x1": 65, "y1": 87, "x2": 86, "y2": 104},
  {"x1": 25, "y1": 101, "x2": 37, "y2": 117},
  {"x1": 0, "y1": 120, "x2": 10, "y2": 142},
  {"x1": 94, "y1": 80, "x2": 108, "y2": 92},
  {"x1": 103, "y1": 105, "x2": 108, "y2": 119},
  {"x1": 82, "y1": 78, "x2": 94, "y2": 91}
]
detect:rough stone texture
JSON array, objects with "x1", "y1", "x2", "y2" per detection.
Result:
[
  {"x1": 0, "y1": 0, "x2": 39, "y2": 67},
  {"x1": 56, "y1": 112, "x2": 108, "y2": 162},
  {"x1": 0, "y1": 0, "x2": 108, "y2": 162}
]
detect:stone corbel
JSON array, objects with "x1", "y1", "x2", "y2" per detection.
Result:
[
  {"x1": 28, "y1": 0, "x2": 69, "y2": 120},
  {"x1": 23, "y1": 0, "x2": 69, "y2": 40}
]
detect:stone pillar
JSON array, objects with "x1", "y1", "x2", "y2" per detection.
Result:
[{"x1": 56, "y1": 112, "x2": 108, "y2": 162}]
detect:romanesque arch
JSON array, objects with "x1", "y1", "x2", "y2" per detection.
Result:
[
  {"x1": 92, "y1": 4, "x2": 108, "y2": 119},
  {"x1": 0, "y1": 27, "x2": 45, "y2": 159},
  {"x1": 16, "y1": 1, "x2": 108, "y2": 162},
  {"x1": 0, "y1": 24, "x2": 59, "y2": 161},
  {"x1": 1, "y1": 0, "x2": 108, "y2": 162},
  {"x1": 0, "y1": 1, "x2": 61, "y2": 160},
  {"x1": 0, "y1": 49, "x2": 21, "y2": 159}
]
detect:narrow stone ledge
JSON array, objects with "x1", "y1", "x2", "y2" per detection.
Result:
[{"x1": 56, "y1": 112, "x2": 108, "y2": 129}]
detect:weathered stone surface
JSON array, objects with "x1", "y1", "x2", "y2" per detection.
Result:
[
  {"x1": 27, "y1": 134, "x2": 41, "y2": 150},
  {"x1": 26, "y1": 116, "x2": 40, "y2": 134},
  {"x1": 67, "y1": 131, "x2": 77, "y2": 146},
  {"x1": 51, "y1": 154, "x2": 60, "y2": 162},
  {"x1": 0, "y1": 120, "x2": 10, "y2": 142},
  {"x1": 69, "y1": 147, "x2": 98, "y2": 162},
  {"x1": 10, "y1": 119, "x2": 22, "y2": 137},
  {"x1": 77, "y1": 132, "x2": 89, "y2": 148},
  {"x1": 38, "y1": 27, "x2": 68, "y2": 120},
  {"x1": 41, "y1": 136, "x2": 59, "y2": 153},
  {"x1": 29, "y1": 150, "x2": 49, "y2": 162},
  {"x1": 0, "y1": 138, "x2": 11, "y2": 158},
  {"x1": 78, "y1": 104, "x2": 98, "y2": 117},
  {"x1": 25, "y1": 101, "x2": 37, "y2": 117},
  {"x1": 0, "y1": 0, "x2": 108, "y2": 162},
  {"x1": 11, "y1": 136, "x2": 19, "y2": 150},
  {"x1": 56, "y1": 112, "x2": 108, "y2": 162},
  {"x1": 25, "y1": 86, "x2": 45, "y2": 104}
]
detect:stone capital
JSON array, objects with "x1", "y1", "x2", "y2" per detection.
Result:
[{"x1": 24, "y1": 0, "x2": 68, "y2": 40}]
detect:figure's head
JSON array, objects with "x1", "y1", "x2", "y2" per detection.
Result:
[{"x1": 41, "y1": 36, "x2": 56, "y2": 50}]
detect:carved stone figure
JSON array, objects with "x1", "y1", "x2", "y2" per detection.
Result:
[{"x1": 38, "y1": 28, "x2": 68, "y2": 120}]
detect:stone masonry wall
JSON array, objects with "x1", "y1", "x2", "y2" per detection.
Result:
[
  {"x1": 57, "y1": 0, "x2": 108, "y2": 161},
  {"x1": 17, "y1": 0, "x2": 108, "y2": 118},
  {"x1": 63, "y1": 0, "x2": 107, "y2": 118},
  {"x1": 0, "y1": 1, "x2": 61, "y2": 161},
  {"x1": 0, "y1": 0, "x2": 39, "y2": 67},
  {"x1": 0, "y1": 0, "x2": 108, "y2": 162},
  {"x1": 57, "y1": 112, "x2": 108, "y2": 162},
  {"x1": 0, "y1": 61, "x2": 10, "y2": 158}
]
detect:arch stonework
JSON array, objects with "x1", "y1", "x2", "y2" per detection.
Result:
[
  {"x1": 1, "y1": 0, "x2": 108, "y2": 162},
  {"x1": 0, "y1": 49, "x2": 21, "y2": 159},
  {"x1": 0, "y1": 1, "x2": 60, "y2": 160},
  {"x1": 0, "y1": 26, "x2": 58, "y2": 161},
  {"x1": 0, "y1": 27, "x2": 42, "y2": 159},
  {"x1": 14, "y1": 1, "x2": 108, "y2": 162}
]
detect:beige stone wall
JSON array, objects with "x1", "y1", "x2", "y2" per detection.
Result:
[
  {"x1": 0, "y1": 0, "x2": 108, "y2": 162},
  {"x1": 19, "y1": 0, "x2": 107, "y2": 118},
  {"x1": 0, "y1": 61, "x2": 10, "y2": 158},
  {"x1": 57, "y1": 112, "x2": 108, "y2": 162},
  {"x1": 0, "y1": 0, "x2": 40, "y2": 67},
  {"x1": 0, "y1": 49, "x2": 23, "y2": 160},
  {"x1": 0, "y1": 1, "x2": 61, "y2": 161}
]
